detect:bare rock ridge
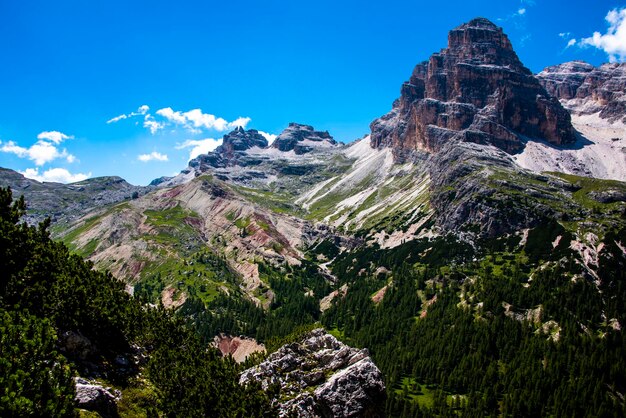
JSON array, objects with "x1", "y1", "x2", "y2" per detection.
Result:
[
  {"x1": 188, "y1": 123, "x2": 337, "y2": 174},
  {"x1": 240, "y1": 329, "x2": 385, "y2": 417},
  {"x1": 537, "y1": 61, "x2": 626, "y2": 122},
  {"x1": 370, "y1": 17, "x2": 576, "y2": 159},
  {"x1": 0, "y1": 168, "x2": 150, "y2": 226},
  {"x1": 272, "y1": 123, "x2": 337, "y2": 154},
  {"x1": 189, "y1": 126, "x2": 268, "y2": 170}
]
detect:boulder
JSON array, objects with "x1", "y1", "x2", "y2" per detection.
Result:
[
  {"x1": 240, "y1": 329, "x2": 385, "y2": 417},
  {"x1": 58, "y1": 330, "x2": 96, "y2": 361},
  {"x1": 74, "y1": 377, "x2": 119, "y2": 417}
]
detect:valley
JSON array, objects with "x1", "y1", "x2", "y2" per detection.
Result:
[{"x1": 1, "y1": 17, "x2": 625, "y2": 418}]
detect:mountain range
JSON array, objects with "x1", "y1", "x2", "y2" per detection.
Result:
[{"x1": 1, "y1": 17, "x2": 625, "y2": 417}]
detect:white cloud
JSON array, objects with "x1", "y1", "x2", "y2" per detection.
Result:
[
  {"x1": 230, "y1": 116, "x2": 252, "y2": 129},
  {"x1": 517, "y1": 8, "x2": 526, "y2": 15},
  {"x1": 107, "y1": 114, "x2": 128, "y2": 124},
  {"x1": 138, "y1": 151, "x2": 168, "y2": 162},
  {"x1": 143, "y1": 117, "x2": 165, "y2": 135},
  {"x1": 176, "y1": 138, "x2": 223, "y2": 160},
  {"x1": 156, "y1": 107, "x2": 188, "y2": 125},
  {"x1": 0, "y1": 140, "x2": 27, "y2": 157},
  {"x1": 559, "y1": 32, "x2": 571, "y2": 39},
  {"x1": 20, "y1": 167, "x2": 90, "y2": 183},
  {"x1": 37, "y1": 131, "x2": 73, "y2": 144},
  {"x1": 259, "y1": 131, "x2": 277, "y2": 146},
  {"x1": 1, "y1": 139, "x2": 75, "y2": 166},
  {"x1": 107, "y1": 104, "x2": 151, "y2": 124},
  {"x1": 156, "y1": 107, "x2": 251, "y2": 132},
  {"x1": 566, "y1": 38, "x2": 577, "y2": 48},
  {"x1": 579, "y1": 8, "x2": 626, "y2": 62},
  {"x1": 108, "y1": 104, "x2": 251, "y2": 134}
]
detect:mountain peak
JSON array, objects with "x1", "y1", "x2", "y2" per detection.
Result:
[
  {"x1": 445, "y1": 17, "x2": 520, "y2": 68},
  {"x1": 272, "y1": 123, "x2": 336, "y2": 154},
  {"x1": 463, "y1": 17, "x2": 499, "y2": 29},
  {"x1": 222, "y1": 127, "x2": 268, "y2": 151},
  {"x1": 370, "y1": 18, "x2": 575, "y2": 159},
  {"x1": 537, "y1": 60, "x2": 626, "y2": 122},
  {"x1": 188, "y1": 127, "x2": 268, "y2": 171}
]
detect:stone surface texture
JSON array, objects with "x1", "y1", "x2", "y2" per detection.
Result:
[
  {"x1": 240, "y1": 328, "x2": 385, "y2": 417},
  {"x1": 370, "y1": 18, "x2": 576, "y2": 159},
  {"x1": 537, "y1": 61, "x2": 626, "y2": 122}
]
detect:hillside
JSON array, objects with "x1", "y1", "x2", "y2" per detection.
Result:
[{"x1": 2, "y1": 17, "x2": 626, "y2": 417}]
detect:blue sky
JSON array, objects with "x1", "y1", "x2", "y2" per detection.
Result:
[{"x1": 0, "y1": 0, "x2": 624, "y2": 185}]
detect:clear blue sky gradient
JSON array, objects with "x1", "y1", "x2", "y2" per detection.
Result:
[{"x1": 0, "y1": 0, "x2": 622, "y2": 185}]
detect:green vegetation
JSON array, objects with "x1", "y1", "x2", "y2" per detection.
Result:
[
  {"x1": 181, "y1": 259, "x2": 330, "y2": 345},
  {"x1": 321, "y1": 224, "x2": 626, "y2": 417},
  {"x1": 0, "y1": 187, "x2": 273, "y2": 417},
  {"x1": 0, "y1": 310, "x2": 75, "y2": 417},
  {"x1": 134, "y1": 249, "x2": 239, "y2": 306},
  {"x1": 231, "y1": 185, "x2": 303, "y2": 216}
]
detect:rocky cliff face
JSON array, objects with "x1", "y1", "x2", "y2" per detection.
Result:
[
  {"x1": 537, "y1": 61, "x2": 626, "y2": 122},
  {"x1": 240, "y1": 329, "x2": 385, "y2": 417},
  {"x1": 188, "y1": 123, "x2": 338, "y2": 174},
  {"x1": 370, "y1": 18, "x2": 576, "y2": 159},
  {"x1": 189, "y1": 126, "x2": 268, "y2": 170},
  {"x1": 272, "y1": 123, "x2": 337, "y2": 154}
]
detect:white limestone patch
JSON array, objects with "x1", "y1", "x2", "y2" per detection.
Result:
[{"x1": 513, "y1": 113, "x2": 626, "y2": 181}]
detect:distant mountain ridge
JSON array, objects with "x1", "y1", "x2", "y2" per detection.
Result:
[
  {"x1": 1, "y1": 17, "x2": 626, "y2": 418},
  {"x1": 0, "y1": 167, "x2": 151, "y2": 226},
  {"x1": 537, "y1": 60, "x2": 626, "y2": 122}
]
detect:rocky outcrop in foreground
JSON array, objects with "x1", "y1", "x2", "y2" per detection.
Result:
[
  {"x1": 370, "y1": 18, "x2": 575, "y2": 159},
  {"x1": 74, "y1": 377, "x2": 120, "y2": 417},
  {"x1": 240, "y1": 329, "x2": 385, "y2": 417}
]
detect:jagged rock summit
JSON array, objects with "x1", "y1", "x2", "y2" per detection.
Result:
[
  {"x1": 189, "y1": 126, "x2": 268, "y2": 170},
  {"x1": 537, "y1": 61, "x2": 626, "y2": 122},
  {"x1": 370, "y1": 17, "x2": 576, "y2": 160},
  {"x1": 187, "y1": 123, "x2": 337, "y2": 175},
  {"x1": 240, "y1": 329, "x2": 385, "y2": 417},
  {"x1": 272, "y1": 123, "x2": 337, "y2": 154}
]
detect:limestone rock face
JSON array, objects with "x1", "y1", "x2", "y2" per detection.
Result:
[
  {"x1": 537, "y1": 61, "x2": 626, "y2": 122},
  {"x1": 240, "y1": 328, "x2": 385, "y2": 417},
  {"x1": 189, "y1": 127, "x2": 268, "y2": 169},
  {"x1": 272, "y1": 123, "x2": 337, "y2": 154},
  {"x1": 536, "y1": 61, "x2": 595, "y2": 100},
  {"x1": 74, "y1": 377, "x2": 120, "y2": 417},
  {"x1": 370, "y1": 18, "x2": 576, "y2": 159}
]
